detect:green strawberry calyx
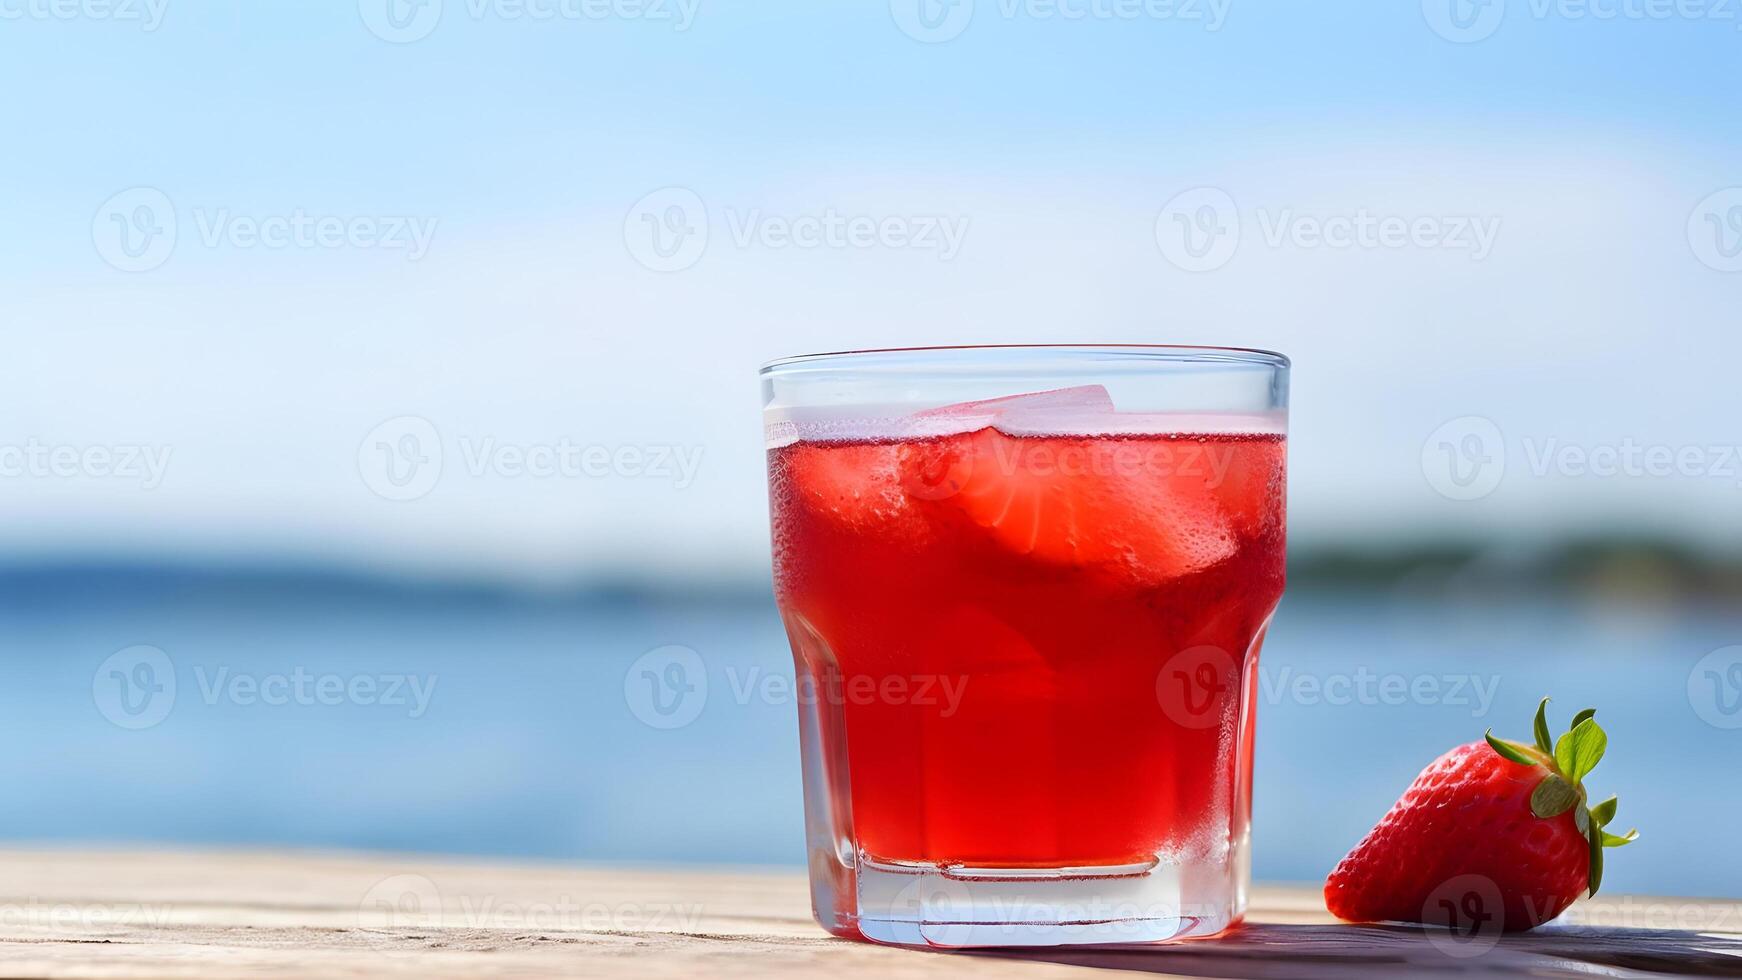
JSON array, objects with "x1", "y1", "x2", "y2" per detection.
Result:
[{"x1": 1484, "y1": 698, "x2": 1638, "y2": 898}]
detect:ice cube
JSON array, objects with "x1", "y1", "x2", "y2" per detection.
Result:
[
  {"x1": 917, "y1": 384, "x2": 1115, "y2": 418},
  {"x1": 910, "y1": 385, "x2": 1115, "y2": 437}
]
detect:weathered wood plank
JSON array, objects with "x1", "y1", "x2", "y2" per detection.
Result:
[{"x1": 0, "y1": 850, "x2": 1735, "y2": 978}]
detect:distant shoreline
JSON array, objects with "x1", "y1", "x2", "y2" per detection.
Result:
[{"x1": 2, "y1": 535, "x2": 1738, "y2": 605}]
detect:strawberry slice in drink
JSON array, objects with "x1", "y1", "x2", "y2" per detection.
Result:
[{"x1": 898, "y1": 399, "x2": 1237, "y2": 583}]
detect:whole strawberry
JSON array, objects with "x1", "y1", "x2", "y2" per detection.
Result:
[{"x1": 1325, "y1": 699, "x2": 1637, "y2": 932}]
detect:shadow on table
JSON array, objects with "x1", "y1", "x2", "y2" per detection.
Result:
[{"x1": 971, "y1": 923, "x2": 1742, "y2": 978}]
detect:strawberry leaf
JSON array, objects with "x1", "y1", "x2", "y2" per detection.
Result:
[
  {"x1": 1530, "y1": 775, "x2": 1580, "y2": 818},
  {"x1": 1588, "y1": 825, "x2": 1605, "y2": 897},
  {"x1": 1590, "y1": 795, "x2": 1618, "y2": 827},
  {"x1": 1575, "y1": 805, "x2": 1590, "y2": 836},
  {"x1": 1554, "y1": 718, "x2": 1606, "y2": 785},
  {"x1": 1533, "y1": 697, "x2": 1554, "y2": 755},
  {"x1": 1485, "y1": 731, "x2": 1540, "y2": 767},
  {"x1": 1571, "y1": 708, "x2": 1597, "y2": 729},
  {"x1": 1602, "y1": 828, "x2": 1638, "y2": 848}
]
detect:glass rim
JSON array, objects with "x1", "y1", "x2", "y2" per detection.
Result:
[{"x1": 760, "y1": 344, "x2": 1290, "y2": 375}]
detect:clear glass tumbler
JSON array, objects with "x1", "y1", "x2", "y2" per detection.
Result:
[{"x1": 761, "y1": 345, "x2": 1289, "y2": 948}]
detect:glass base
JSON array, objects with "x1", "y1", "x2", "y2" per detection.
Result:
[
  {"x1": 824, "y1": 855, "x2": 1244, "y2": 949},
  {"x1": 784, "y1": 609, "x2": 1260, "y2": 950}
]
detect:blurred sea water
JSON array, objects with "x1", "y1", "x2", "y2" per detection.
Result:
[{"x1": 6, "y1": 565, "x2": 1738, "y2": 898}]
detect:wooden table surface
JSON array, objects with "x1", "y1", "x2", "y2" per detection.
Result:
[{"x1": 1, "y1": 850, "x2": 1738, "y2": 978}]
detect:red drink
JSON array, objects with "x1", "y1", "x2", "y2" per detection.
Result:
[{"x1": 767, "y1": 388, "x2": 1286, "y2": 944}]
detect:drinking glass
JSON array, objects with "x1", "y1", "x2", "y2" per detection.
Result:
[{"x1": 761, "y1": 345, "x2": 1289, "y2": 948}]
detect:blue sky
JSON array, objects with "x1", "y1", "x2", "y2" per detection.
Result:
[{"x1": 2, "y1": 1, "x2": 1739, "y2": 581}]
